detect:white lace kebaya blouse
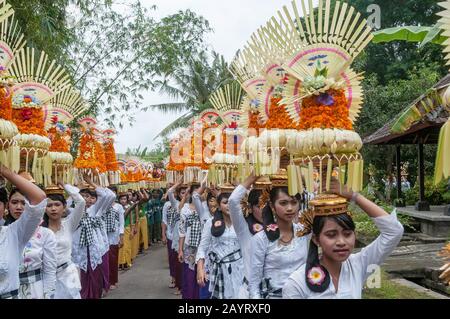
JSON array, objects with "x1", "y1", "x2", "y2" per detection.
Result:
[
  {"x1": 283, "y1": 211, "x2": 404, "y2": 299},
  {"x1": 20, "y1": 226, "x2": 57, "y2": 299},
  {"x1": 53, "y1": 185, "x2": 85, "y2": 266},
  {"x1": 0, "y1": 199, "x2": 47, "y2": 297},
  {"x1": 248, "y1": 223, "x2": 310, "y2": 299},
  {"x1": 72, "y1": 187, "x2": 116, "y2": 272}
]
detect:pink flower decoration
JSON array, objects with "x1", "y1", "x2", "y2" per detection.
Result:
[
  {"x1": 214, "y1": 220, "x2": 222, "y2": 227},
  {"x1": 307, "y1": 266, "x2": 326, "y2": 286},
  {"x1": 24, "y1": 257, "x2": 32, "y2": 263},
  {"x1": 266, "y1": 224, "x2": 278, "y2": 232}
]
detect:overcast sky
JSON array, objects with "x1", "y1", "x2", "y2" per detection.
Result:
[{"x1": 111, "y1": 0, "x2": 302, "y2": 153}]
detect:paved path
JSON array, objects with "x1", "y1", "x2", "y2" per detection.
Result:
[{"x1": 106, "y1": 244, "x2": 180, "y2": 299}]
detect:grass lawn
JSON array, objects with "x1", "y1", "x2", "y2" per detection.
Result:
[{"x1": 363, "y1": 270, "x2": 436, "y2": 299}]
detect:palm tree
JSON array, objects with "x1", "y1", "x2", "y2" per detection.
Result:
[{"x1": 149, "y1": 50, "x2": 235, "y2": 138}]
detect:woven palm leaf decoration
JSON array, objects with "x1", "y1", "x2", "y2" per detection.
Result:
[
  {"x1": 43, "y1": 87, "x2": 86, "y2": 185},
  {"x1": 210, "y1": 83, "x2": 246, "y2": 156},
  {"x1": 0, "y1": 0, "x2": 13, "y2": 25},
  {"x1": 438, "y1": 0, "x2": 450, "y2": 67},
  {"x1": 208, "y1": 83, "x2": 251, "y2": 185},
  {"x1": 264, "y1": 0, "x2": 370, "y2": 126},
  {"x1": 252, "y1": 0, "x2": 371, "y2": 195},
  {"x1": 9, "y1": 48, "x2": 71, "y2": 151},
  {"x1": 0, "y1": 6, "x2": 25, "y2": 172},
  {"x1": 229, "y1": 49, "x2": 266, "y2": 131},
  {"x1": 242, "y1": 22, "x2": 295, "y2": 127}
]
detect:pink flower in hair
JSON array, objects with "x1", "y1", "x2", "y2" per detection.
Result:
[{"x1": 266, "y1": 224, "x2": 278, "y2": 232}]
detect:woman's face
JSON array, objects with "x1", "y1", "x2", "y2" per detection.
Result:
[
  {"x1": 119, "y1": 196, "x2": 128, "y2": 206},
  {"x1": 46, "y1": 199, "x2": 66, "y2": 221},
  {"x1": 81, "y1": 193, "x2": 97, "y2": 208},
  {"x1": 271, "y1": 191, "x2": 299, "y2": 223},
  {"x1": 315, "y1": 218, "x2": 355, "y2": 263},
  {"x1": 207, "y1": 197, "x2": 218, "y2": 214},
  {"x1": 219, "y1": 197, "x2": 229, "y2": 215},
  {"x1": 8, "y1": 192, "x2": 26, "y2": 220},
  {"x1": 178, "y1": 188, "x2": 187, "y2": 199}
]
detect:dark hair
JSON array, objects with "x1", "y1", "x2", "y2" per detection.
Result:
[
  {"x1": 108, "y1": 186, "x2": 118, "y2": 193},
  {"x1": 48, "y1": 194, "x2": 67, "y2": 206},
  {"x1": 262, "y1": 187, "x2": 299, "y2": 242},
  {"x1": 305, "y1": 214, "x2": 355, "y2": 293},
  {"x1": 118, "y1": 194, "x2": 128, "y2": 201},
  {"x1": 247, "y1": 189, "x2": 262, "y2": 208},
  {"x1": 9, "y1": 188, "x2": 22, "y2": 200},
  {"x1": 0, "y1": 188, "x2": 8, "y2": 205},
  {"x1": 206, "y1": 192, "x2": 216, "y2": 203},
  {"x1": 210, "y1": 193, "x2": 230, "y2": 237},
  {"x1": 80, "y1": 188, "x2": 97, "y2": 198}
]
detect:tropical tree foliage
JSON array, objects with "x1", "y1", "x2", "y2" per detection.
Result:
[
  {"x1": 125, "y1": 138, "x2": 170, "y2": 163},
  {"x1": 149, "y1": 51, "x2": 235, "y2": 137},
  {"x1": 10, "y1": 1, "x2": 212, "y2": 128}
]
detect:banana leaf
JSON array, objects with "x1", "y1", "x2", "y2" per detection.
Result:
[{"x1": 372, "y1": 25, "x2": 447, "y2": 46}]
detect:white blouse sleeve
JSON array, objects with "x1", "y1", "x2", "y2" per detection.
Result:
[
  {"x1": 178, "y1": 205, "x2": 188, "y2": 238},
  {"x1": 282, "y1": 268, "x2": 307, "y2": 299},
  {"x1": 196, "y1": 218, "x2": 212, "y2": 262},
  {"x1": 42, "y1": 230, "x2": 57, "y2": 299},
  {"x1": 10, "y1": 199, "x2": 47, "y2": 252},
  {"x1": 228, "y1": 185, "x2": 250, "y2": 242},
  {"x1": 64, "y1": 184, "x2": 86, "y2": 233},
  {"x1": 168, "y1": 190, "x2": 179, "y2": 213},
  {"x1": 192, "y1": 191, "x2": 208, "y2": 223},
  {"x1": 351, "y1": 210, "x2": 404, "y2": 281},
  {"x1": 93, "y1": 187, "x2": 116, "y2": 218},
  {"x1": 162, "y1": 202, "x2": 169, "y2": 226},
  {"x1": 118, "y1": 205, "x2": 125, "y2": 235},
  {"x1": 248, "y1": 231, "x2": 268, "y2": 299}
]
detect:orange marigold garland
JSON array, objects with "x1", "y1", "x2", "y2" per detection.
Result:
[
  {"x1": 265, "y1": 96, "x2": 301, "y2": 130},
  {"x1": 12, "y1": 106, "x2": 47, "y2": 136},
  {"x1": 94, "y1": 140, "x2": 107, "y2": 173},
  {"x1": 299, "y1": 89, "x2": 353, "y2": 130},
  {"x1": 248, "y1": 111, "x2": 261, "y2": 133},
  {"x1": 103, "y1": 139, "x2": 119, "y2": 171},
  {"x1": 0, "y1": 87, "x2": 12, "y2": 120},
  {"x1": 48, "y1": 127, "x2": 71, "y2": 153},
  {"x1": 73, "y1": 130, "x2": 101, "y2": 169}
]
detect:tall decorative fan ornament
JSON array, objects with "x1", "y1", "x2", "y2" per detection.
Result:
[
  {"x1": 9, "y1": 47, "x2": 71, "y2": 183},
  {"x1": 208, "y1": 83, "x2": 251, "y2": 186},
  {"x1": 103, "y1": 128, "x2": 121, "y2": 185},
  {"x1": 229, "y1": 49, "x2": 266, "y2": 134},
  {"x1": 0, "y1": 7, "x2": 25, "y2": 172},
  {"x1": 266, "y1": 0, "x2": 371, "y2": 195},
  {"x1": 244, "y1": 23, "x2": 299, "y2": 131},
  {"x1": 166, "y1": 129, "x2": 188, "y2": 184},
  {"x1": 434, "y1": 0, "x2": 450, "y2": 185},
  {"x1": 43, "y1": 87, "x2": 86, "y2": 185}
]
